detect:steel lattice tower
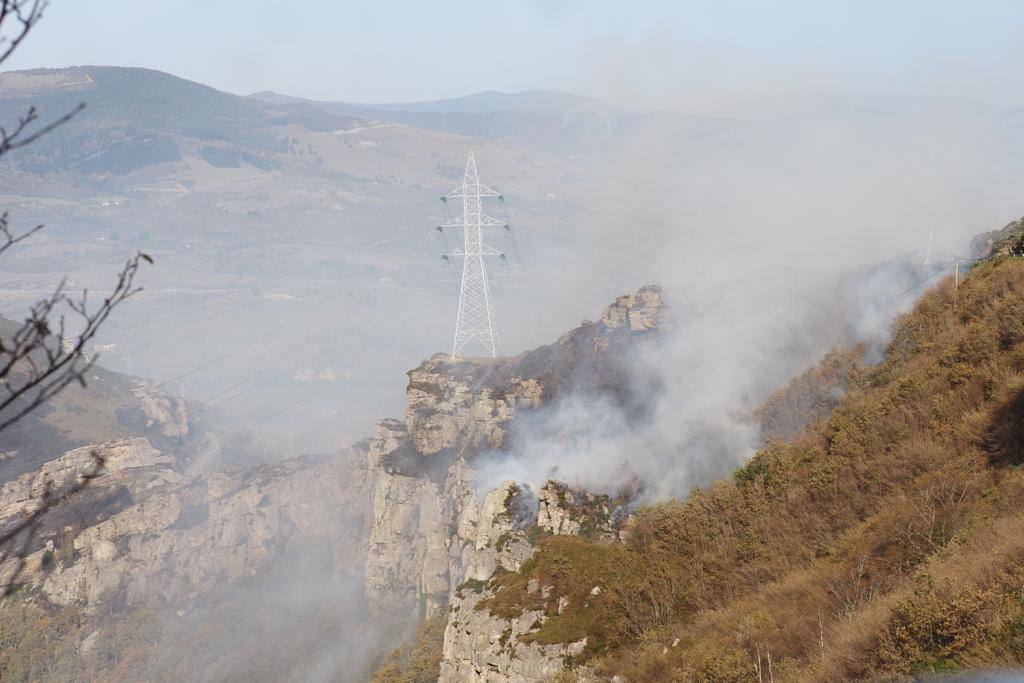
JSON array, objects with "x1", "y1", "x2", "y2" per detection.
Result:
[{"x1": 443, "y1": 151, "x2": 504, "y2": 358}]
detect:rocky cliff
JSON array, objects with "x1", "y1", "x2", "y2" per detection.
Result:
[
  {"x1": 0, "y1": 285, "x2": 666, "y2": 682},
  {"x1": 0, "y1": 425, "x2": 373, "y2": 611},
  {"x1": 362, "y1": 286, "x2": 665, "y2": 681}
]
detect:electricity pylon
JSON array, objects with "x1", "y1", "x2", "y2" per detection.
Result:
[{"x1": 442, "y1": 151, "x2": 504, "y2": 358}]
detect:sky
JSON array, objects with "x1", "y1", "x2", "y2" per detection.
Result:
[{"x1": 4, "y1": 0, "x2": 1024, "y2": 112}]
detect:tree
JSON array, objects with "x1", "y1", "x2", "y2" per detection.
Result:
[{"x1": 0, "y1": 1, "x2": 150, "y2": 596}]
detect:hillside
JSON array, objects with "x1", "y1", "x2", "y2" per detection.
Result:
[
  {"x1": 4, "y1": 219, "x2": 1024, "y2": 681},
  {"x1": 4, "y1": 65, "x2": 1024, "y2": 459},
  {"x1": 0, "y1": 66, "x2": 361, "y2": 175},
  {"x1": 0, "y1": 317, "x2": 195, "y2": 483},
  {"x1": 0, "y1": 66, "x2": 607, "y2": 452},
  {"x1": 248, "y1": 88, "x2": 628, "y2": 152},
  {"x1": 0, "y1": 286, "x2": 667, "y2": 682},
  {"x1": 442, "y1": 231, "x2": 1024, "y2": 681}
]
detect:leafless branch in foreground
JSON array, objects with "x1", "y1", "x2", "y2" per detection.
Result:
[
  {"x1": 0, "y1": 252, "x2": 150, "y2": 433},
  {"x1": 0, "y1": 0, "x2": 46, "y2": 67},
  {"x1": 0, "y1": 1, "x2": 85, "y2": 158},
  {"x1": 0, "y1": 100, "x2": 85, "y2": 156},
  {"x1": 0, "y1": 1, "x2": 151, "y2": 601},
  {"x1": 0, "y1": 211, "x2": 41, "y2": 258}
]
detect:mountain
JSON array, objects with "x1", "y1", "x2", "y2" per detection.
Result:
[
  {"x1": 0, "y1": 285, "x2": 667, "y2": 680},
  {"x1": 425, "y1": 220, "x2": 1024, "y2": 681},
  {"x1": 4, "y1": 212, "x2": 1024, "y2": 681},
  {"x1": 252, "y1": 88, "x2": 619, "y2": 115},
  {"x1": 0, "y1": 66, "x2": 363, "y2": 175},
  {"x1": 250, "y1": 87, "x2": 630, "y2": 153},
  {"x1": 0, "y1": 66, "x2": 609, "y2": 452},
  {"x1": 5, "y1": 64, "x2": 1024, "y2": 466}
]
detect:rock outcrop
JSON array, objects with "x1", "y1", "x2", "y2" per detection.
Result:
[
  {"x1": 359, "y1": 286, "x2": 667, "y2": 679},
  {"x1": 0, "y1": 285, "x2": 667, "y2": 682},
  {"x1": 132, "y1": 385, "x2": 190, "y2": 439},
  {"x1": 362, "y1": 286, "x2": 666, "y2": 617},
  {"x1": 0, "y1": 430, "x2": 373, "y2": 613},
  {"x1": 440, "y1": 588, "x2": 590, "y2": 683},
  {"x1": 600, "y1": 284, "x2": 665, "y2": 332}
]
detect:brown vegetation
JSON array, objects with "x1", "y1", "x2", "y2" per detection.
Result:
[
  {"x1": 372, "y1": 616, "x2": 446, "y2": 683},
  {"x1": 755, "y1": 346, "x2": 866, "y2": 443},
  {"x1": 482, "y1": 255, "x2": 1024, "y2": 681}
]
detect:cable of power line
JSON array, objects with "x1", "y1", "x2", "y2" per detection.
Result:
[
  {"x1": 209, "y1": 384, "x2": 329, "y2": 444},
  {"x1": 190, "y1": 340, "x2": 323, "y2": 410},
  {"x1": 196, "y1": 343, "x2": 342, "y2": 414},
  {"x1": 155, "y1": 304, "x2": 318, "y2": 389}
]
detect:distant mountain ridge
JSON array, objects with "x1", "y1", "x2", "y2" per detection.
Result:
[
  {"x1": 0, "y1": 65, "x2": 365, "y2": 175},
  {"x1": 3, "y1": 63, "x2": 1024, "y2": 454},
  {"x1": 248, "y1": 86, "x2": 631, "y2": 152},
  {"x1": 250, "y1": 88, "x2": 620, "y2": 115}
]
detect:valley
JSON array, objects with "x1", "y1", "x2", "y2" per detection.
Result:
[{"x1": 2, "y1": 9, "x2": 1024, "y2": 679}]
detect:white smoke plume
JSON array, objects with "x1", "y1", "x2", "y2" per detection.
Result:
[{"x1": 476, "y1": 253, "x2": 945, "y2": 501}]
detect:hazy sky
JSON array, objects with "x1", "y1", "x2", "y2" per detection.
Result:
[{"x1": 5, "y1": 1, "x2": 1024, "y2": 111}]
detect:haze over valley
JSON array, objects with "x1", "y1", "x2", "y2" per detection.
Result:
[
  {"x1": 2, "y1": 64, "x2": 1024, "y2": 457},
  {"x1": 4, "y1": 3, "x2": 1024, "y2": 682}
]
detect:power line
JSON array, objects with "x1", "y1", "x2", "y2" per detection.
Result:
[
  {"x1": 893, "y1": 260, "x2": 958, "y2": 300},
  {"x1": 195, "y1": 343, "x2": 342, "y2": 413},
  {"x1": 207, "y1": 384, "x2": 330, "y2": 444},
  {"x1": 189, "y1": 343, "x2": 302, "y2": 409},
  {"x1": 154, "y1": 304, "x2": 318, "y2": 389},
  {"x1": 891, "y1": 252, "x2": 991, "y2": 302}
]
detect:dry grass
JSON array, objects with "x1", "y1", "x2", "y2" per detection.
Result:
[
  {"x1": 372, "y1": 615, "x2": 447, "y2": 683},
  {"x1": 484, "y1": 256, "x2": 1024, "y2": 681}
]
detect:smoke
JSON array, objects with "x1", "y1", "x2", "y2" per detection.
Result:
[
  {"x1": 476, "y1": 254, "x2": 944, "y2": 502},
  {"x1": 136, "y1": 563, "x2": 390, "y2": 683},
  {"x1": 6, "y1": 26, "x2": 1024, "y2": 682},
  {"x1": 462, "y1": 59, "x2": 1022, "y2": 503}
]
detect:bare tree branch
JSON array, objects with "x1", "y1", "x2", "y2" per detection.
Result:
[
  {"x1": 0, "y1": 252, "x2": 149, "y2": 433},
  {"x1": 0, "y1": 212, "x2": 42, "y2": 257},
  {"x1": 0, "y1": 101, "x2": 84, "y2": 156},
  {"x1": 0, "y1": 1, "x2": 152, "y2": 603},
  {"x1": 0, "y1": 0, "x2": 46, "y2": 67},
  {"x1": 0, "y1": 2, "x2": 85, "y2": 159}
]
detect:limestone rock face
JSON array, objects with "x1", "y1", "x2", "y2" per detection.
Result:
[
  {"x1": 0, "y1": 285, "x2": 666, "y2": 682},
  {"x1": 599, "y1": 284, "x2": 666, "y2": 333},
  {"x1": 365, "y1": 465, "x2": 435, "y2": 613},
  {"x1": 360, "y1": 285, "x2": 665, "y2": 678},
  {"x1": 535, "y1": 480, "x2": 626, "y2": 540},
  {"x1": 133, "y1": 385, "x2": 190, "y2": 439},
  {"x1": 364, "y1": 352, "x2": 550, "y2": 617},
  {"x1": 462, "y1": 481, "x2": 535, "y2": 583},
  {"x1": 405, "y1": 360, "x2": 544, "y2": 456},
  {"x1": 440, "y1": 588, "x2": 590, "y2": 683},
  {"x1": 0, "y1": 437, "x2": 175, "y2": 521},
  {"x1": 2, "y1": 438, "x2": 373, "y2": 612},
  {"x1": 476, "y1": 482, "x2": 520, "y2": 549},
  {"x1": 536, "y1": 481, "x2": 583, "y2": 536},
  {"x1": 364, "y1": 459, "x2": 534, "y2": 618}
]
